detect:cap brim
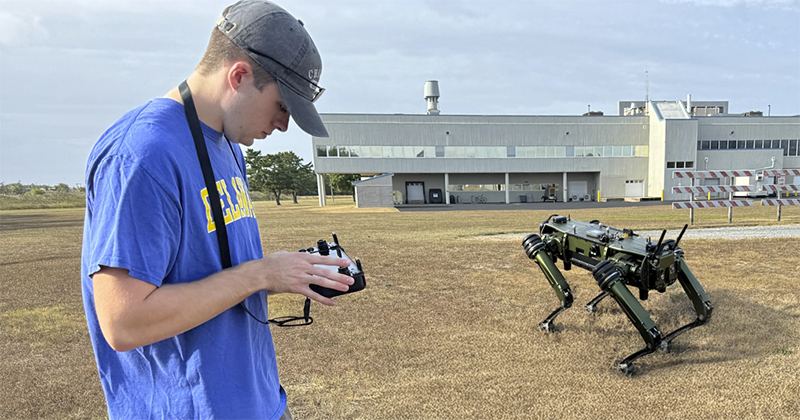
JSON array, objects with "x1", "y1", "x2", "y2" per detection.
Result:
[{"x1": 276, "y1": 80, "x2": 329, "y2": 137}]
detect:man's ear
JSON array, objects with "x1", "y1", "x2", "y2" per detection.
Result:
[{"x1": 227, "y1": 61, "x2": 252, "y2": 90}]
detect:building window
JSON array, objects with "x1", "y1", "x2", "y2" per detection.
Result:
[
  {"x1": 622, "y1": 146, "x2": 633, "y2": 157},
  {"x1": 710, "y1": 141, "x2": 719, "y2": 150},
  {"x1": 676, "y1": 161, "x2": 685, "y2": 168},
  {"x1": 450, "y1": 184, "x2": 505, "y2": 192},
  {"x1": 506, "y1": 146, "x2": 516, "y2": 157},
  {"x1": 781, "y1": 140, "x2": 789, "y2": 156},
  {"x1": 701, "y1": 141, "x2": 710, "y2": 150},
  {"x1": 316, "y1": 145, "x2": 327, "y2": 157},
  {"x1": 790, "y1": 139, "x2": 798, "y2": 156},
  {"x1": 755, "y1": 140, "x2": 763, "y2": 149},
  {"x1": 667, "y1": 161, "x2": 676, "y2": 169},
  {"x1": 327, "y1": 146, "x2": 338, "y2": 157},
  {"x1": 746, "y1": 140, "x2": 754, "y2": 149},
  {"x1": 463, "y1": 147, "x2": 475, "y2": 158},
  {"x1": 390, "y1": 146, "x2": 401, "y2": 157},
  {"x1": 686, "y1": 161, "x2": 694, "y2": 168}
]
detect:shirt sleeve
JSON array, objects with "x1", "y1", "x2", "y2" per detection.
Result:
[{"x1": 85, "y1": 154, "x2": 181, "y2": 287}]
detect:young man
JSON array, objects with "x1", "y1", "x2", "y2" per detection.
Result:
[{"x1": 80, "y1": 1, "x2": 351, "y2": 418}]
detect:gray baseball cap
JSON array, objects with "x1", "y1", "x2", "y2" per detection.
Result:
[{"x1": 216, "y1": 0, "x2": 328, "y2": 137}]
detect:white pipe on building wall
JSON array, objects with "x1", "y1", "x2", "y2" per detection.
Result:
[{"x1": 687, "y1": 94, "x2": 692, "y2": 115}]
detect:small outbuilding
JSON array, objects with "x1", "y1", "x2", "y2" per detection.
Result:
[{"x1": 353, "y1": 173, "x2": 395, "y2": 208}]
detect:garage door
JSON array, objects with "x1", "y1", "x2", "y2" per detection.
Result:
[
  {"x1": 625, "y1": 180, "x2": 643, "y2": 197},
  {"x1": 567, "y1": 181, "x2": 588, "y2": 201},
  {"x1": 406, "y1": 182, "x2": 425, "y2": 204}
]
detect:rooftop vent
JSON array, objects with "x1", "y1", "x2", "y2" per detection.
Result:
[{"x1": 424, "y1": 80, "x2": 440, "y2": 115}]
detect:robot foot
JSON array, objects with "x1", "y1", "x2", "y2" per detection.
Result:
[
  {"x1": 540, "y1": 320, "x2": 556, "y2": 332},
  {"x1": 540, "y1": 306, "x2": 569, "y2": 333},
  {"x1": 617, "y1": 362, "x2": 638, "y2": 376},
  {"x1": 585, "y1": 291, "x2": 610, "y2": 313},
  {"x1": 617, "y1": 345, "x2": 659, "y2": 376}
]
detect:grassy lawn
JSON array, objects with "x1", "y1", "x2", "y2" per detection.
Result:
[{"x1": 1, "y1": 200, "x2": 798, "y2": 419}]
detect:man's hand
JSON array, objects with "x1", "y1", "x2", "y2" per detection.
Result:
[{"x1": 232, "y1": 251, "x2": 354, "y2": 306}]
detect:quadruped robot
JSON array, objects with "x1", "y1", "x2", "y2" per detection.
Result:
[{"x1": 522, "y1": 215, "x2": 713, "y2": 374}]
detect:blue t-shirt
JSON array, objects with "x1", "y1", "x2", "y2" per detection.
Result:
[{"x1": 81, "y1": 98, "x2": 286, "y2": 419}]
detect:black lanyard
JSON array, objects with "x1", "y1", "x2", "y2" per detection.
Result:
[
  {"x1": 178, "y1": 80, "x2": 312, "y2": 327},
  {"x1": 179, "y1": 81, "x2": 232, "y2": 269}
]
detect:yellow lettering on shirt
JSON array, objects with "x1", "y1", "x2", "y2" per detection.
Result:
[
  {"x1": 216, "y1": 180, "x2": 234, "y2": 225},
  {"x1": 223, "y1": 178, "x2": 241, "y2": 221},
  {"x1": 238, "y1": 177, "x2": 256, "y2": 220},
  {"x1": 233, "y1": 177, "x2": 249, "y2": 218},
  {"x1": 200, "y1": 187, "x2": 215, "y2": 233},
  {"x1": 200, "y1": 177, "x2": 257, "y2": 232}
]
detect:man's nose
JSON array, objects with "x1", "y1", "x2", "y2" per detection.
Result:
[{"x1": 274, "y1": 113, "x2": 289, "y2": 132}]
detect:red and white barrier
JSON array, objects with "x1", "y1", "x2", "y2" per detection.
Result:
[
  {"x1": 672, "y1": 185, "x2": 754, "y2": 194},
  {"x1": 763, "y1": 185, "x2": 799, "y2": 192},
  {"x1": 763, "y1": 169, "x2": 800, "y2": 177},
  {"x1": 673, "y1": 170, "x2": 754, "y2": 179},
  {"x1": 672, "y1": 200, "x2": 753, "y2": 209},
  {"x1": 761, "y1": 199, "x2": 800, "y2": 206}
]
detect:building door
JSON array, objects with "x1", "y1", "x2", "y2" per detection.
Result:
[
  {"x1": 704, "y1": 178, "x2": 721, "y2": 199},
  {"x1": 567, "y1": 181, "x2": 588, "y2": 201},
  {"x1": 406, "y1": 182, "x2": 425, "y2": 204},
  {"x1": 625, "y1": 180, "x2": 644, "y2": 197}
]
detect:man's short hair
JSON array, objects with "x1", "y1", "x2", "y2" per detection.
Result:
[{"x1": 196, "y1": 27, "x2": 275, "y2": 91}]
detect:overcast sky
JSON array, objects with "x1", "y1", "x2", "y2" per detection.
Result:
[{"x1": 1, "y1": 0, "x2": 798, "y2": 187}]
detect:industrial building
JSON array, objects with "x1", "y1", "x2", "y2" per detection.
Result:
[{"x1": 312, "y1": 81, "x2": 800, "y2": 207}]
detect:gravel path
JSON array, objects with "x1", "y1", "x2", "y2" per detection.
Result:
[
  {"x1": 635, "y1": 224, "x2": 800, "y2": 240},
  {"x1": 480, "y1": 224, "x2": 800, "y2": 241}
]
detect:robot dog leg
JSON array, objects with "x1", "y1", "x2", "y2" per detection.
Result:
[
  {"x1": 658, "y1": 254, "x2": 713, "y2": 352},
  {"x1": 523, "y1": 233, "x2": 573, "y2": 332},
  {"x1": 593, "y1": 260, "x2": 662, "y2": 374}
]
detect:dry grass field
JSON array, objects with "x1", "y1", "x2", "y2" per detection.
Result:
[{"x1": 1, "y1": 200, "x2": 798, "y2": 419}]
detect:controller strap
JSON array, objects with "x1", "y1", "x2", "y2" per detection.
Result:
[{"x1": 179, "y1": 80, "x2": 312, "y2": 327}]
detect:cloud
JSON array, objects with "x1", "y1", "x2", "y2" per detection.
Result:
[
  {"x1": 660, "y1": 0, "x2": 799, "y2": 8},
  {"x1": 0, "y1": 10, "x2": 49, "y2": 46}
]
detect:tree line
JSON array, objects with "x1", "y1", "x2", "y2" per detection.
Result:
[
  {"x1": 1, "y1": 151, "x2": 360, "y2": 206},
  {"x1": 244, "y1": 150, "x2": 359, "y2": 205},
  {"x1": 0, "y1": 182, "x2": 84, "y2": 195}
]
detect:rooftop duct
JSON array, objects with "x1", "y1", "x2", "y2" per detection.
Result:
[{"x1": 424, "y1": 80, "x2": 440, "y2": 115}]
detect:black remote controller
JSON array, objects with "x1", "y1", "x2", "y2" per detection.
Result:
[{"x1": 298, "y1": 233, "x2": 366, "y2": 298}]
